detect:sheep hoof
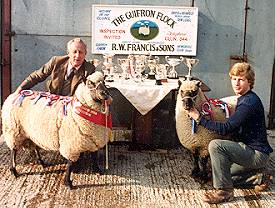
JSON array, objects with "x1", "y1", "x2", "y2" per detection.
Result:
[
  {"x1": 191, "y1": 171, "x2": 210, "y2": 184},
  {"x1": 191, "y1": 169, "x2": 200, "y2": 177},
  {"x1": 64, "y1": 179, "x2": 73, "y2": 189},
  {"x1": 10, "y1": 167, "x2": 19, "y2": 178},
  {"x1": 92, "y1": 164, "x2": 104, "y2": 175},
  {"x1": 38, "y1": 159, "x2": 46, "y2": 167},
  {"x1": 39, "y1": 161, "x2": 50, "y2": 168}
]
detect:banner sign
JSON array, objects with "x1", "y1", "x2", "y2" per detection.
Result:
[{"x1": 91, "y1": 5, "x2": 198, "y2": 56}]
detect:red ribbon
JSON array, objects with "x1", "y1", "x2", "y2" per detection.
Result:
[
  {"x1": 201, "y1": 98, "x2": 230, "y2": 119},
  {"x1": 72, "y1": 98, "x2": 112, "y2": 129}
]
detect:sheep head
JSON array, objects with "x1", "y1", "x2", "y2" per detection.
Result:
[
  {"x1": 87, "y1": 72, "x2": 110, "y2": 100},
  {"x1": 75, "y1": 71, "x2": 111, "y2": 107},
  {"x1": 178, "y1": 79, "x2": 201, "y2": 111}
]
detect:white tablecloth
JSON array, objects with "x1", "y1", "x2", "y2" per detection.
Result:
[{"x1": 106, "y1": 79, "x2": 178, "y2": 115}]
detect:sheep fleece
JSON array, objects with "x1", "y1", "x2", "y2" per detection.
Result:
[
  {"x1": 175, "y1": 83, "x2": 237, "y2": 157},
  {"x1": 2, "y1": 94, "x2": 110, "y2": 162}
]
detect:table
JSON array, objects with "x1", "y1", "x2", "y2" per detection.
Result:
[
  {"x1": 106, "y1": 79, "x2": 179, "y2": 115},
  {"x1": 106, "y1": 78, "x2": 179, "y2": 145}
]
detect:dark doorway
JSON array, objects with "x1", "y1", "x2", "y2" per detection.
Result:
[{"x1": 268, "y1": 55, "x2": 275, "y2": 129}]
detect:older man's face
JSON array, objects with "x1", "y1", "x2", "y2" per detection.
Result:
[{"x1": 68, "y1": 41, "x2": 86, "y2": 68}]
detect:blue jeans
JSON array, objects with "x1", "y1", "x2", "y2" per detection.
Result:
[{"x1": 208, "y1": 139, "x2": 269, "y2": 189}]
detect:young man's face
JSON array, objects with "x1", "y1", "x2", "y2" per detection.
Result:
[
  {"x1": 230, "y1": 75, "x2": 251, "y2": 95},
  {"x1": 68, "y1": 42, "x2": 86, "y2": 68}
]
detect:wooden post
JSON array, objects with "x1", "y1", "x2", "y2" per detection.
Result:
[{"x1": 1, "y1": 0, "x2": 12, "y2": 104}]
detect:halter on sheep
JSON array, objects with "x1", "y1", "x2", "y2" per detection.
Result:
[
  {"x1": 175, "y1": 75, "x2": 237, "y2": 183},
  {"x1": 2, "y1": 71, "x2": 112, "y2": 189}
]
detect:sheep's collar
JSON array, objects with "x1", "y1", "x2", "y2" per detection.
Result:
[{"x1": 72, "y1": 98, "x2": 112, "y2": 129}]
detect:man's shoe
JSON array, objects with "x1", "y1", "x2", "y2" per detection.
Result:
[
  {"x1": 203, "y1": 189, "x2": 234, "y2": 204},
  {"x1": 254, "y1": 173, "x2": 273, "y2": 193}
]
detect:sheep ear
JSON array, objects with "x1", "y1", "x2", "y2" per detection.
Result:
[
  {"x1": 195, "y1": 80, "x2": 202, "y2": 87},
  {"x1": 178, "y1": 79, "x2": 182, "y2": 87},
  {"x1": 86, "y1": 79, "x2": 95, "y2": 88},
  {"x1": 182, "y1": 76, "x2": 187, "y2": 81},
  {"x1": 190, "y1": 76, "x2": 211, "y2": 92}
]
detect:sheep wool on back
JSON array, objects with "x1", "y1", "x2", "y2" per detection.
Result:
[{"x1": 2, "y1": 72, "x2": 112, "y2": 162}]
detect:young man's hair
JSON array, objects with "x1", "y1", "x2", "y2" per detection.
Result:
[
  {"x1": 229, "y1": 62, "x2": 255, "y2": 89},
  {"x1": 66, "y1": 38, "x2": 87, "y2": 54}
]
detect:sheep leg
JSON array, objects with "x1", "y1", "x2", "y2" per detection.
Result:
[
  {"x1": 191, "y1": 149, "x2": 201, "y2": 177},
  {"x1": 91, "y1": 151, "x2": 103, "y2": 174},
  {"x1": 34, "y1": 147, "x2": 46, "y2": 167},
  {"x1": 200, "y1": 156, "x2": 211, "y2": 183},
  {"x1": 10, "y1": 149, "x2": 19, "y2": 178},
  {"x1": 64, "y1": 160, "x2": 73, "y2": 189}
]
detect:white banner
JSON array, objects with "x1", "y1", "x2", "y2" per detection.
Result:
[{"x1": 92, "y1": 5, "x2": 198, "y2": 56}]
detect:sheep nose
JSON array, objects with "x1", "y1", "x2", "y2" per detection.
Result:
[
  {"x1": 101, "y1": 90, "x2": 110, "y2": 99},
  {"x1": 185, "y1": 102, "x2": 192, "y2": 109},
  {"x1": 183, "y1": 99, "x2": 193, "y2": 110}
]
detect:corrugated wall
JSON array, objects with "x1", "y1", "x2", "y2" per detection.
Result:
[{"x1": 9, "y1": 0, "x2": 275, "y2": 122}]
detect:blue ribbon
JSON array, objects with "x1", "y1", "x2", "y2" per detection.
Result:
[
  {"x1": 191, "y1": 119, "x2": 197, "y2": 134},
  {"x1": 16, "y1": 90, "x2": 33, "y2": 106},
  {"x1": 61, "y1": 98, "x2": 72, "y2": 116},
  {"x1": 63, "y1": 104, "x2": 67, "y2": 116},
  {"x1": 17, "y1": 95, "x2": 26, "y2": 106},
  {"x1": 32, "y1": 94, "x2": 42, "y2": 105}
]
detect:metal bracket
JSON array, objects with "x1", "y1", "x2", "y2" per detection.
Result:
[{"x1": 5, "y1": 30, "x2": 16, "y2": 37}]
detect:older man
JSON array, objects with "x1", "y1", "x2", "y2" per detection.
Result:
[{"x1": 15, "y1": 38, "x2": 95, "y2": 95}]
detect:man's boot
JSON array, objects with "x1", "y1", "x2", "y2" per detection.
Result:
[
  {"x1": 203, "y1": 188, "x2": 234, "y2": 204},
  {"x1": 254, "y1": 173, "x2": 273, "y2": 193}
]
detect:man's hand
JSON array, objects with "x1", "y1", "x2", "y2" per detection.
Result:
[
  {"x1": 188, "y1": 108, "x2": 201, "y2": 121},
  {"x1": 103, "y1": 97, "x2": 113, "y2": 115},
  {"x1": 105, "y1": 96, "x2": 113, "y2": 105},
  {"x1": 14, "y1": 86, "x2": 22, "y2": 95}
]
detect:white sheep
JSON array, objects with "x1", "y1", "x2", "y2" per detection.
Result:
[
  {"x1": 138, "y1": 25, "x2": 150, "y2": 36},
  {"x1": 2, "y1": 71, "x2": 112, "y2": 189},
  {"x1": 175, "y1": 77, "x2": 237, "y2": 182}
]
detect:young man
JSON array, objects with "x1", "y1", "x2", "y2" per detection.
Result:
[{"x1": 188, "y1": 62, "x2": 273, "y2": 204}]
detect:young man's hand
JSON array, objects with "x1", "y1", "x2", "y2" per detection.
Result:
[{"x1": 188, "y1": 108, "x2": 201, "y2": 121}]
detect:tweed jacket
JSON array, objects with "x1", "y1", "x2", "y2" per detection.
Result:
[{"x1": 20, "y1": 55, "x2": 95, "y2": 96}]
